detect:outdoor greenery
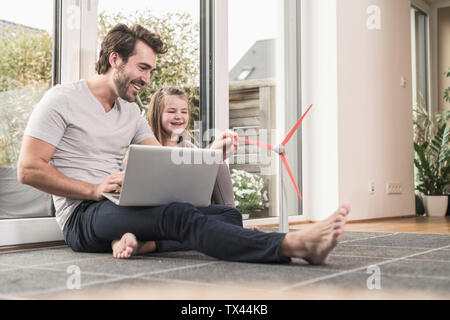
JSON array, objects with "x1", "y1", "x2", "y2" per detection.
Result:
[
  {"x1": 0, "y1": 28, "x2": 52, "y2": 92},
  {"x1": 413, "y1": 102, "x2": 450, "y2": 196},
  {"x1": 0, "y1": 10, "x2": 200, "y2": 166},
  {"x1": 98, "y1": 10, "x2": 200, "y2": 127},
  {"x1": 231, "y1": 169, "x2": 268, "y2": 214},
  {"x1": 0, "y1": 27, "x2": 52, "y2": 166},
  {"x1": 444, "y1": 68, "x2": 450, "y2": 104}
]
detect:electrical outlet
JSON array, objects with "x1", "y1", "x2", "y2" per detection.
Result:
[
  {"x1": 370, "y1": 182, "x2": 375, "y2": 195},
  {"x1": 386, "y1": 182, "x2": 402, "y2": 195}
]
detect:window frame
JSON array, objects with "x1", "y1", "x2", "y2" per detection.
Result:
[
  {"x1": 0, "y1": 0, "x2": 216, "y2": 247},
  {"x1": 200, "y1": 0, "x2": 215, "y2": 148},
  {"x1": 219, "y1": 0, "x2": 308, "y2": 227},
  {"x1": 411, "y1": 5, "x2": 432, "y2": 115},
  {"x1": 0, "y1": 0, "x2": 64, "y2": 247}
]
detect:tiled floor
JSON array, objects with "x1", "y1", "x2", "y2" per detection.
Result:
[{"x1": 0, "y1": 230, "x2": 449, "y2": 300}]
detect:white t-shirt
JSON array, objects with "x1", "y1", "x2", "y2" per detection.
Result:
[{"x1": 24, "y1": 79, "x2": 155, "y2": 230}]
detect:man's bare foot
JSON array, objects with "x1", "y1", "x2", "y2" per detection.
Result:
[
  {"x1": 112, "y1": 234, "x2": 157, "y2": 259},
  {"x1": 280, "y1": 204, "x2": 351, "y2": 265},
  {"x1": 112, "y1": 233, "x2": 138, "y2": 259}
]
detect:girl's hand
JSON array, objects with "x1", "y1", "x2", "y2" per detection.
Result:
[{"x1": 210, "y1": 130, "x2": 239, "y2": 160}]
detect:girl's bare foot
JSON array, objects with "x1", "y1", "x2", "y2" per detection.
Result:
[
  {"x1": 280, "y1": 204, "x2": 350, "y2": 265},
  {"x1": 112, "y1": 233, "x2": 138, "y2": 259}
]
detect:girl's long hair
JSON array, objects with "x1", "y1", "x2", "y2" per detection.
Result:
[{"x1": 146, "y1": 87, "x2": 195, "y2": 147}]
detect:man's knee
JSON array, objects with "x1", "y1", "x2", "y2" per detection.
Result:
[
  {"x1": 165, "y1": 202, "x2": 197, "y2": 213},
  {"x1": 163, "y1": 202, "x2": 200, "y2": 223},
  {"x1": 210, "y1": 205, "x2": 244, "y2": 226},
  {"x1": 228, "y1": 207, "x2": 244, "y2": 226}
]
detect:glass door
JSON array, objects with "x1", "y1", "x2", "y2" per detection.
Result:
[
  {"x1": 227, "y1": 0, "x2": 304, "y2": 224},
  {"x1": 0, "y1": 0, "x2": 61, "y2": 246}
]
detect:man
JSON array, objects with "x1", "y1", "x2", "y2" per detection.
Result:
[{"x1": 18, "y1": 24, "x2": 350, "y2": 264}]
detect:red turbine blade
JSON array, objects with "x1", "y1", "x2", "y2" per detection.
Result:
[
  {"x1": 280, "y1": 153, "x2": 303, "y2": 201},
  {"x1": 281, "y1": 104, "x2": 313, "y2": 146},
  {"x1": 236, "y1": 137, "x2": 274, "y2": 151}
]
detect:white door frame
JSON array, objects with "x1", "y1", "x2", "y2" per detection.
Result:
[{"x1": 218, "y1": 0, "x2": 309, "y2": 226}]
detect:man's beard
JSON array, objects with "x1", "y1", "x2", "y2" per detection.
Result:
[{"x1": 113, "y1": 64, "x2": 141, "y2": 103}]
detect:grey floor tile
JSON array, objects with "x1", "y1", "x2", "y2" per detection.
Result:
[
  {"x1": 0, "y1": 247, "x2": 109, "y2": 268},
  {"x1": 345, "y1": 233, "x2": 450, "y2": 249},
  {"x1": 405, "y1": 249, "x2": 450, "y2": 262},
  {"x1": 332, "y1": 244, "x2": 427, "y2": 259},
  {"x1": 0, "y1": 231, "x2": 449, "y2": 298},
  {"x1": 145, "y1": 250, "x2": 216, "y2": 261},
  {"x1": 32, "y1": 277, "x2": 252, "y2": 300},
  {"x1": 378, "y1": 259, "x2": 450, "y2": 279},
  {"x1": 142, "y1": 260, "x2": 356, "y2": 290},
  {"x1": 339, "y1": 231, "x2": 395, "y2": 242},
  {"x1": 311, "y1": 255, "x2": 388, "y2": 272},
  {"x1": 0, "y1": 264, "x2": 18, "y2": 272},
  {"x1": 40, "y1": 254, "x2": 219, "y2": 278},
  {"x1": 302, "y1": 271, "x2": 450, "y2": 295},
  {"x1": 0, "y1": 267, "x2": 118, "y2": 298}
]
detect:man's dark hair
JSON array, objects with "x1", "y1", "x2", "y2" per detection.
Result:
[{"x1": 95, "y1": 24, "x2": 168, "y2": 75}]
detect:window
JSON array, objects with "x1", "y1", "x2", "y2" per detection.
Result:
[
  {"x1": 227, "y1": 0, "x2": 303, "y2": 225},
  {"x1": 411, "y1": 7, "x2": 430, "y2": 114},
  {"x1": 95, "y1": 0, "x2": 201, "y2": 128},
  {"x1": 0, "y1": 0, "x2": 207, "y2": 246},
  {"x1": 0, "y1": 0, "x2": 56, "y2": 221}
]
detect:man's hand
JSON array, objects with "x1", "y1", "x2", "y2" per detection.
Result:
[
  {"x1": 92, "y1": 172, "x2": 125, "y2": 201},
  {"x1": 210, "y1": 130, "x2": 239, "y2": 161}
]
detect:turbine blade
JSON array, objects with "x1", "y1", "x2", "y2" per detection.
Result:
[
  {"x1": 280, "y1": 153, "x2": 303, "y2": 201},
  {"x1": 281, "y1": 104, "x2": 313, "y2": 146},
  {"x1": 237, "y1": 137, "x2": 274, "y2": 151}
]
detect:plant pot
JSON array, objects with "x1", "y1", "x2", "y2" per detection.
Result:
[
  {"x1": 447, "y1": 195, "x2": 450, "y2": 217},
  {"x1": 423, "y1": 195, "x2": 449, "y2": 217},
  {"x1": 0, "y1": 166, "x2": 53, "y2": 219},
  {"x1": 415, "y1": 194, "x2": 425, "y2": 216},
  {"x1": 241, "y1": 213, "x2": 250, "y2": 220}
]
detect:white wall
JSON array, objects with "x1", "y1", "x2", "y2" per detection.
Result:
[
  {"x1": 301, "y1": 0, "x2": 339, "y2": 221},
  {"x1": 302, "y1": 0, "x2": 415, "y2": 221}
]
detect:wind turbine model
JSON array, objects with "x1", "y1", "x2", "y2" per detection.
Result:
[{"x1": 236, "y1": 104, "x2": 314, "y2": 232}]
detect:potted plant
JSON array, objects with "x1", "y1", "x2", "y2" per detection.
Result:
[
  {"x1": 413, "y1": 101, "x2": 450, "y2": 216},
  {"x1": 231, "y1": 169, "x2": 268, "y2": 219}
]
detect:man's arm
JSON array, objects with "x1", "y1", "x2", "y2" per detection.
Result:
[{"x1": 18, "y1": 136, "x2": 123, "y2": 201}]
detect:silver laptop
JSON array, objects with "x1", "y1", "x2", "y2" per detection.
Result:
[{"x1": 103, "y1": 145, "x2": 223, "y2": 207}]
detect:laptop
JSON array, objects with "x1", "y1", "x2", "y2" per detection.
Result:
[{"x1": 102, "y1": 145, "x2": 223, "y2": 207}]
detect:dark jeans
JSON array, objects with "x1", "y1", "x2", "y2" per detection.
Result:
[{"x1": 63, "y1": 200, "x2": 291, "y2": 263}]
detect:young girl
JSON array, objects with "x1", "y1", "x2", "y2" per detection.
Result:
[
  {"x1": 112, "y1": 87, "x2": 256, "y2": 259},
  {"x1": 147, "y1": 86, "x2": 236, "y2": 207}
]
